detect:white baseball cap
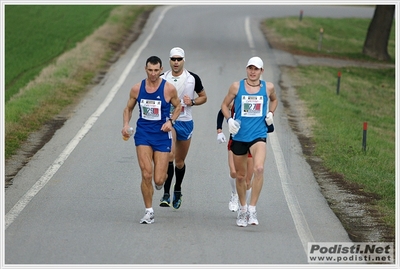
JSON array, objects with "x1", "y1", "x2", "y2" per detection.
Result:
[
  {"x1": 246, "y1": 56, "x2": 263, "y2": 69},
  {"x1": 169, "y1": 47, "x2": 185, "y2": 59}
]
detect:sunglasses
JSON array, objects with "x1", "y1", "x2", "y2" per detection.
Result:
[{"x1": 170, "y1": 57, "x2": 183, "y2": 62}]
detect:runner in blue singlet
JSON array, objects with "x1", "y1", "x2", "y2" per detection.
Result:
[
  {"x1": 122, "y1": 56, "x2": 182, "y2": 224},
  {"x1": 220, "y1": 56, "x2": 278, "y2": 227}
]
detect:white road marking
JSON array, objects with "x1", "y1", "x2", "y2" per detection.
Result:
[
  {"x1": 269, "y1": 132, "x2": 315, "y2": 253},
  {"x1": 244, "y1": 16, "x2": 315, "y2": 254},
  {"x1": 5, "y1": 6, "x2": 173, "y2": 230}
]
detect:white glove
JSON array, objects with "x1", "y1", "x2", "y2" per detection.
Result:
[
  {"x1": 265, "y1": 112, "x2": 274, "y2": 126},
  {"x1": 217, "y1": 132, "x2": 227, "y2": 143},
  {"x1": 228, "y1": 118, "x2": 240, "y2": 135}
]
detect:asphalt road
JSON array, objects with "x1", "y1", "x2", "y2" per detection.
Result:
[{"x1": 4, "y1": 5, "x2": 375, "y2": 266}]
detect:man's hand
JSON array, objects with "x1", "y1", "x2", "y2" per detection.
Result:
[
  {"x1": 228, "y1": 118, "x2": 240, "y2": 135},
  {"x1": 265, "y1": 112, "x2": 274, "y2": 133},
  {"x1": 265, "y1": 112, "x2": 273, "y2": 126},
  {"x1": 217, "y1": 132, "x2": 227, "y2": 143}
]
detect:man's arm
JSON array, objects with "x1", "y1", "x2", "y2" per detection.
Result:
[
  {"x1": 221, "y1": 82, "x2": 238, "y2": 120},
  {"x1": 193, "y1": 89, "x2": 207, "y2": 106},
  {"x1": 160, "y1": 82, "x2": 181, "y2": 132},
  {"x1": 189, "y1": 71, "x2": 207, "y2": 106},
  {"x1": 167, "y1": 83, "x2": 182, "y2": 121},
  {"x1": 267, "y1": 82, "x2": 278, "y2": 114},
  {"x1": 122, "y1": 83, "x2": 139, "y2": 136},
  {"x1": 217, "y1": 109, "x2": 224, "y2": 132}
]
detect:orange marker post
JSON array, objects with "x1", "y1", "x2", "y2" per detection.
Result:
[
  {"x1": 337, "y1": 71, "x2": 341, "y2": 95},
  {"x1": 362, "y1": 122, "x2": 367, "y2": 151}
]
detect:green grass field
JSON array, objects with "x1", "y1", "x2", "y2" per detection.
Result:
[
  {"x1": 5, "y1": 5, "x2": 118, "y2": 103},
  {"x1": 265, "y1": 16, "x2": 395, "y2": 62},
  {"x1": 5, "y1": 5, "x2": 153, "y2": 159},
  {"x1": 264, "y1": 16, "x2": 395, "y2": 226}
]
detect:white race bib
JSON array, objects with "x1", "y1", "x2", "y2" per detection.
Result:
[
  {"x1": 170, "y1": 99, "x2": 187, "y2": 117},
  {"x1": 240, "y1": 95, "x2": 264, "y2": 117},
  {"x1": 140, "y1": 99, "x2": 162, "y2": 120}
]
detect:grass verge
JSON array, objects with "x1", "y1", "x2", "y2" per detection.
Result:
[
  {"x1": 265, "y1": 16, "x2": 395, "y2": 62},
  {"x1": 5, "y1": 5, "x2": 155, "y2": 159},
  {"x1": 263, "y1": 16, "x2": 395, "y2": 227},
  {"x1": 5, "y1": 5, "x2": 118, "y2": 103}
]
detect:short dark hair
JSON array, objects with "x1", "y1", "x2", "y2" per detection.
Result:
[{"x1": 146, "y1": 56, "x2": 162, "y2": 67}]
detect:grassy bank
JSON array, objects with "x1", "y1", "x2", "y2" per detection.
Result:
[
  {"x1": 264, "y1": 16, "x2": 395, "y2": 226},
  {"x1": 5, "y1": 5, "x2": 154, "y2": 159},
  {"x1": 264, "y1": 16, "x2": 395, "y2": 62},
  {"x1": 5, "y1": 5, "x2": 117, "y2": 103}
]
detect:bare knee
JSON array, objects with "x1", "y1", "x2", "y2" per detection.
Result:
[
  {"x1": 142, "y1": 170, "x2": 152, "y2": 183},
  {"x1": 236, "y1": 173, "x2": 246, "y2": 183},
  {"x1": 253, "y1": 164, "x2": 264, "y2": 176},
  {"x1": 154, "y1": 174, "x2": 166, "y2": 186}
]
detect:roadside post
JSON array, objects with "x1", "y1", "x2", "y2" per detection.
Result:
[
  {"x1": 318, "y1": 28, "x2": 323, "y2": 51},
  {"x1": 336, "y1": 71, "x2": 341, "y2": 95},
  {"x1": 299, "y1": 10, "x2": 303, "y2": 21},
  {"x1": 362, "y1": 122, "x2": 368, "y2": 151}
]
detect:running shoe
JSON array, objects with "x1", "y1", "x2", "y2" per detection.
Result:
[
  {"x1": 172, "y1": 191, "x2": 182, "y2": 209},
  {"x1": 229, "y1": 192, "x2": 239, "y2": 212},
  {"x1": 248, "y1": 210, "x2": 259, "y2": 225},
  {"x1": 159, "y1": 193, "x2": 171, "y2": 207},
  {"x1": 236, "y1": 210, "x2": 248, "y2": 227},
  {"x1": 139, "y1": 210, "x2": 154, "y2": 224}
]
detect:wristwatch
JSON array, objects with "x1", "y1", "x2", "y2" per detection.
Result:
[
  {"x1": 191, "y1": 99, "x2": 196, "y2": 106},
  {"x1": 169, "y1": 118, "x2": 176, "y2": 126}
]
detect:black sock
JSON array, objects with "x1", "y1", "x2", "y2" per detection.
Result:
[
  {"x1": 164, "y1": 162, "x2": 174, "y2": 195},
  {"x1": 174, "y1": 164, "x2": 186, "y2": 192}
]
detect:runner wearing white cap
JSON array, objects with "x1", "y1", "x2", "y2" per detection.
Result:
[
  {"x1": 221, "y1": 56, "x2": 278, "y2": 227},
  {"x1": 159, "y1": 47, "x2": 207, "y2": 209}
]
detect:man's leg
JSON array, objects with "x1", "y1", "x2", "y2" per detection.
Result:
[
  {"x1": 163, "y1": 129, "x2": 176, "y2": 196},
  {"x1": 233, "y1": 154, "x2": 248, "y2": 207},
  {"x1": 233, "y1": 153, "x2": 249, "y2": 227},
  {"x1": 228, "y1": 150, "x2": 239, "y2": 212},
  {"x1": 247, "y1": 141, "x2": 266, "y2": 225},
  {"x1": 136, "y1": 145, "x2": 155, "y2": 209},
  {"x1": 153, "y1": 151, "x2": 170, "y2": 188},
  {"x1": 171, "y1": 139, "x2": 191, "y2": 209},
  {"x1": 248, "y1": 142, "x2": 266, "y2": 207},
  {"x1": 174, "y1": 138, "x2": 191, "y2": 191},
  {"x1": 245, "y1": 156, "x2": 254, "y2": 203}
]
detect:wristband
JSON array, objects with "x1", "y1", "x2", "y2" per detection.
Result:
[{"x1": 227, "y1": 117, "x2": 232, "y2": 123}]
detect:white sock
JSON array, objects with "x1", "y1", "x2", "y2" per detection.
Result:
[
  {"x1": 229, "y1": 174, "x2": 236, "y2": 193},
  {"x1": 246, "y1": 187, "x2": 252, "y2": 202},
  {"x1": 248, "y1": 205, "x2": 256, "y2": 213},
  {"x1": 146, "y1": 207, "x2": 154, "y2": 213},
  {"x1": 240, "y1": 204, "x2": 248, "y2": 212}
]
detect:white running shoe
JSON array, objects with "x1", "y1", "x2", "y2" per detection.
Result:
[
  {"x1": 229, "y1": 192, "x2": 239, "y2": 212},
  {"x1": 248, "y1": 210, "x2": 259, "y2": 225},
  {"x1": 236, "y1": 210, "x2": 248, "y2": 227},
  {"x1": 140, "y1": 210, "x2": 154, "y2": 224}
]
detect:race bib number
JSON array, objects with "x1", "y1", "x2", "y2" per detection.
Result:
[
  {"x1": 240, "y1": 95, "x2": 264, "y2": 117},
  {"x1": 140, "y1": 99, "x2": 162, "y2": 120},
  {"x1": 169, "y1": 99, "x2": 186, "y2": 117}
]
